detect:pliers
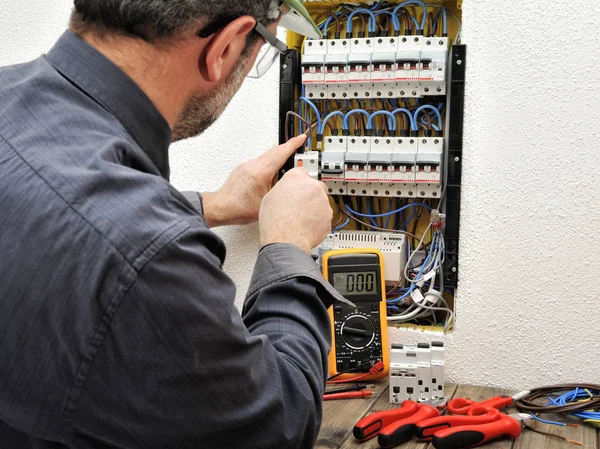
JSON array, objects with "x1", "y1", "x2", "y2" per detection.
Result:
[
  {"x1": 447, "y1": 390, "x2": 530, "y2": 415},
  {"x1": 415, "y1": 408, "x2": 532, "y2": 449},
  {"x1": 353, "y1": 400, "x2": 442, "y2": 448}
]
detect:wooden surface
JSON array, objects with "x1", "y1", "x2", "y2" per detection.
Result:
[{"x1": 317, "y1": 383, "x2": 600, "y2": 449}]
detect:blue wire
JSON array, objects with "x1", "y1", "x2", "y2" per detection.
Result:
[
  {"x1": 320, "y1": 111, "x2": 345, "y2": 134},
  {"x1": 392, "y1": 108, "x2": 417, "y2": 131},
  {"x1": 528, "y1": 415, "x2": 569, "y2": 427},
  {"x1": 347, "y1": 8, "x2": 377, "y2": 34},
  {"x1": 332, "y1": 217, "x2": 350, "y2": 233},
  {"x1": 393, "y1": 1, "x2": 427, "y2": 31},
  {"x1": 402, "y1": 207, "x2": 415, "y2": 230},
  {"x1": 414, "y1": 105, "x2": 443, "y2": 130},
  {"x1": 368, "y1": 111, "x2": 397, "y2": 132},
  {"x1": 385, "y1": 199, "x2": 393, "y2": 228},
  {"x1": 427, "y1": 6, "x2": 448, "y2": 35},
  {"x1": 299, "y1": 96, "x2": 321, "y2": 148},
  {"x1": 548, "y1": 388, "x2": 600, "y2": 422},
  {"x1": 346, "y1": 202, "x2": 432, "y2": 218},
  {"x1": 299, "y1": 96, "x2": 322, "y2": 130},
  {"x1": 366, "y1": 198, "x2": 378, "y2": 228},
  {"x1": 342, "y1": 109, "x2": 371, "y2": 132}
]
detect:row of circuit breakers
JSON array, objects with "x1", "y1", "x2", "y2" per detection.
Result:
[
  {"x1": 295, "y1": 134, "x2": 442, "y2": 198},
  {"x1": 303, "y1": 36, "x2": 448, "y2": 99}
]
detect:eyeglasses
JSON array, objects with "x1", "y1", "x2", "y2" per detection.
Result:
[
  {"x1": 198, "y1": 17, "x2": 288, "y2": 79},
  {"x1": 247, "y1": 21, "x2": 288, "y2": 79}
]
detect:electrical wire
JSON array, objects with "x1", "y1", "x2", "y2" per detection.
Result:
[
  {"x1": 336, "y1": 198, "x2": 421, "y2": 241},
  {"x1": 393, "y1": 1, "x2": 427, "y2": 31},
  {"x1": 345, "y1": 202, "x2": 432, "y2": 219},
  {"x1": 515, "y1": 385, "x2": 600, "y2": 428}
]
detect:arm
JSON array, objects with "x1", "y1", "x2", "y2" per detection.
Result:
[
  {"x1": 183, "y1": 134, "x2": 307, "y2": 228},
  {"x1": 70, "y1": 228, "x2": 336, "y2": 449}
]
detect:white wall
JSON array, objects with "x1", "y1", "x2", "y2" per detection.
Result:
[{"x1": 2, "y1": 0, "x2": 600, "y2": 390}]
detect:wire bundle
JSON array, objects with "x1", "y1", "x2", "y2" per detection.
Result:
[
  {"x1": 386, "y1": 218, "x2": 453, "y2": 332},
  {"x1": 515, "y1": 384, "x2": 600, "y2": 428}
]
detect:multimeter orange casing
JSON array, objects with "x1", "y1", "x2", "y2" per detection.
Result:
[{"x1": 322, "y1": 248, "x2": 390, "y2": 381}]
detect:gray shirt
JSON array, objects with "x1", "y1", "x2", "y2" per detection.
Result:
[{"x1": 0, "y1": 30, "x2": 341, "y2": 449}]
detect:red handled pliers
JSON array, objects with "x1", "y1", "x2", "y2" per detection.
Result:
[
  {"x1": 415, "y1": 407, "x2": 532, "y2": 449},
  {"x1": 353, "y1": 400, "x2": 442, "y2": 448},
  {"x1": 447, "y1": 390, "x2": 530, "y2": 415}
]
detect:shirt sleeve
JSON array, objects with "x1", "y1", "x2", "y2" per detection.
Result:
[
  {"x1": 70, "y1": 226, "x2": 338, "y2": 449},
  {"x1": 181, "y1": 191, "x2": 203, "y2": 214}
]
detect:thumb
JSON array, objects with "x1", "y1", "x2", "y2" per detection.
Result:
[{"x1": 261, "y1": 134, "x2": 307, "y2": 171}]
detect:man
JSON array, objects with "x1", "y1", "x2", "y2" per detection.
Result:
[{"x1": 0, "y1": 1, "x2": 342, "y2": 448}]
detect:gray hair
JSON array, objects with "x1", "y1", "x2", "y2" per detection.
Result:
[{"x1": 71, "y1": 0, "x2": 276, "y2": 42}]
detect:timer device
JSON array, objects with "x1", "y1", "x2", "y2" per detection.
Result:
[{"x1": 323, "y1": 249, "x2": 390, "y2": 381}]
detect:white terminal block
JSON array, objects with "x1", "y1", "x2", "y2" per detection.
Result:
[
  {"x1": 327, "y1": 38, "x2": 351, "y2": 56},
  {"x1": 304, "y1": 39, "x2": 327, "y2": 56},
  {"x1": 430, "y1": 341, "x2": 445, "y2": 400},
  {"x1": 344, "y1": 152, "x2": 369, "y2": 196},
  {"x1": 350, "y1": 37, "x2": 374, "y2": 54},
  {"x1": 389, "y1": 344, "x2": 419, "y2": 404},
  {"x1": 324, "y1": 135, "x2": 348, "y2": 152},
  {"x1": 321, "y1": 152, "x2": 346, "y2": 196},
  {"x1": 420, "y1": 37, "x2": 448, "y2": 96},
  {"x1": 374, "y1": 36, "x2": 398, "y2": 53},
  {"x1": 318, "y1": 231, "x2": 407, "y2": 284},
  {"x1": 370, "y1": 136, "x2": 394, "y2": 154},
  {"x1": 324, "y1": 54, "x2": 349, "y2": 100},
  {"x1": 415, "y1": 137, "x2": 443, "y2": 199},
  {"x1": 347, "y1": 53, "x2": 373, "y2": 99},
  {"x1": 347, "y1": 135, "x2": 371, "y2": 153},
  {"x1": 294, "y1": 151, "x2": 320, "y2": 180},
  {"x1": 416, "y1": 343, "x2": 432, "y2": 402}
]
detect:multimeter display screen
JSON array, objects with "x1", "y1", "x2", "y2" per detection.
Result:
[{"x1": 332, "y1": 271, "x2": 378, "y2": 296}]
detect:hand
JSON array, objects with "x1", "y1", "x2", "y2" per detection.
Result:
[
  {"x1": 259, "y1": 167, "x2": 333, "y2": 254},
  {"x1": 202, "y1": 134, "x2": 307, "y2": 228}
]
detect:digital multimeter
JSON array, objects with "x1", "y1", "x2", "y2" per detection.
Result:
[{"x1": 322, "y1": 249, "x2": 389, "y2": 381}]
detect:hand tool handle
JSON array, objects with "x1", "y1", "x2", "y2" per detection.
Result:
[
  {"x1": 323, "y1": 390, "x2": 373, "y2": 401},
  {"x1": 432, "y1": 414, "x2": 522, "y2": 449},
  {"x1": 353, "y1": 400, "x2": 420, "y2": 441},
  {"x1": 415, "y1": 409, "x2": 501, "y2": 441},
  {"x1": 377, "y1": 404, "x2": 440, "y2": 449},
  {"x1": 448, "y1": 395, "x2": 513, "y2": 415}
]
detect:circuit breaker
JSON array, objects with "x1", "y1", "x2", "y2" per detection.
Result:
[{"x1": 390, "y1": 342, "x2": 445, "y2": 404}]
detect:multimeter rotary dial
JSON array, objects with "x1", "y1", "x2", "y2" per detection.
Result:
[{"x1": 340, "y1": 314, "x2": 375, "y2": 350}]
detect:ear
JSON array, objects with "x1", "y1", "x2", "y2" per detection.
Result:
[{"x1": 202, "y1": 16, "x2": 257, "y2": 83}]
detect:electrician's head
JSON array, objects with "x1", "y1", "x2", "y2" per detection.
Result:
[{"x1": 70, "y1": 0, "x2": 319, "y2": 141}]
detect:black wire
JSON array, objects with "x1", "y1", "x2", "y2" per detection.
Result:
[{"x1": 327, "y1": 361, "x2": 373, "y2": 381}]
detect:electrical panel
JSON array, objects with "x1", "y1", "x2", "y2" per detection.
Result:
[
  {"x1": 389, "y1": 341, "x2": 445, "y2": 404},
  {"x1": 281, "y1": 0, "x2": 465, "y2": 331}
]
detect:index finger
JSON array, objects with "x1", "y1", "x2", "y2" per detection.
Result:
[{"x1": 260, "y1": 134, "x2": 307, "y2": 171}]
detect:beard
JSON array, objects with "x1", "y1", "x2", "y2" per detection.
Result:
[{"x1": 171, "y1": 55, "x2": 248, "y2": 142}]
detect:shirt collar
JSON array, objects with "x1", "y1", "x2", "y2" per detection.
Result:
[{"x1": 46, "y1": 30, "x2": 172, "y2": 180}]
